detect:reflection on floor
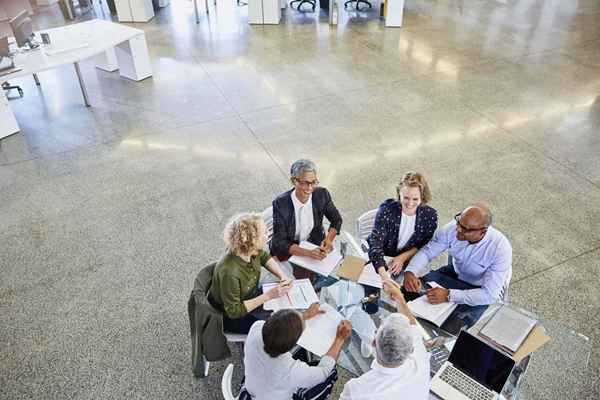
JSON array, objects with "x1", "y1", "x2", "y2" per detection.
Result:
[{"x1": 1, "y1": 0, "x2": 599, "y2": 399}]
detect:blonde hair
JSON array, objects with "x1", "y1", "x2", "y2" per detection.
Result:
[
  {"x1": 396, "y1": 171, "x2": 432, "y2": 204},
  {"x1": 223, "y1": 213, "x2": 264, "y2": 256}
]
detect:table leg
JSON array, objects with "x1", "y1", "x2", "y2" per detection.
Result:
[
  {"x1": 74, "y1": 62, "x2": 91, "y2": 107},
  {"x1": 115, "y1": 35, "x2": 153, "y2": 82},
  {"x1": 204, "y1": 0, "x2": 209, "y2": 14},
  {"x1": 33, "y1": 73, "x2": 41, "y2": 86},
  {"x1": 193, "y1": 0, "x2": 200, "y2": 23}
]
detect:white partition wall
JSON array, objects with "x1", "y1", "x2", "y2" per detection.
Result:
[{"x1": 114, "y1": 0, "x2": 154, "y2": 22}]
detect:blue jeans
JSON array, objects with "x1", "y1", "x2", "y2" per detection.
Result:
[{"x1": 422, "y1": 265, "x2": 488, "y2": 334}]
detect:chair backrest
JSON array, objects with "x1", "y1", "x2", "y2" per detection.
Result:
[
  {"x1": 221, "y1": 363, "x2": 237, "y2": 400},
  {"x1": 356, "y1": 209, "x2": 378, "y2": 242},
  {"x1": 262, "y1": 206, "x2": 274, "y2": 244}
]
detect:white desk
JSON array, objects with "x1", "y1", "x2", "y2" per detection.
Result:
[{"x1": 0, "y1": 19, "x2": 152, "y2": 140}]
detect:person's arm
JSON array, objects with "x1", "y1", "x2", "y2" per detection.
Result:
[
  {"x1": 413, "y1": 207, "x2": 439, "y2": 249},
  {"x1": 243, "y1": 281, "x2": 291, "y2": 313},
  {"x1": 388, "y1": 246, "x2": 418, "y2": 275},
  {"x1": 405, "y1": 221, "x2": 453, "y2": 277},
  {"x1": 448, "y1": 242, "x2": 512, "y2": 306},
  {"x1": 320, "y1": 227, "x2": 338, "y2": 253},
  {"x1": 321, "y1": 188, "x2": 343, "y2": 239},
  {"x1": 270, "y1": 200, "x2": 294, "y2": 259},
  {"x1": 367, "y1": 204, "x2": 390, "y2": 276},
  {"x1": 263, "y1": 254, "x2": 290, "y2": 281},
  {"x1": 383, "y1": 280, "x2": 417, "y2": 325},
  {"x1": 220, "y1": 276, "x2": 251, "y2": 318}
]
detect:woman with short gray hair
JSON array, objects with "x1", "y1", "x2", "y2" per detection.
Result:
[{"x1": 270, "y1": 159, "x2": 343, "y2": 281}]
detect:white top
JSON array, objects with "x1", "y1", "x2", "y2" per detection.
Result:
[
  {"x1": 397, "y1": 212, "x2": 416, "y2": 251},
  {"x1": 244, "y1": 321, "x2": 336, "y2": 400},
  {"x1": 340, "y1": 323, "x2": 430, "y2": 400},
  {"x1": 291, "y1": 189, "x2": 314, "y2": 243}
]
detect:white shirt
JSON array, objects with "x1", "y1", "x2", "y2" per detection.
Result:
[
  {"x1": 397, "y1": 212, "x2": 416, "y2": 251},
  {"x1": 291, "y1": 189, "x2": 314, "y2": 243},
  {"x1": 340, "y1": 323, "x2": 430, "y2": 400},
  {"x1": 244, "y1": 321, "x2": 336, "y2": 400}
]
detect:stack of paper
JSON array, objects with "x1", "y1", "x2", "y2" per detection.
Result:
[
  {"x1": 479, "y1": 305, "x2": 538, "y2": 353},
  {"x1": 297, "y1": 303, "x2": 344, "y2": 356},
  {"x1": 408, "y1": 295, "x2": 457, "y2": 327},
  {"x1": 262, "y1": 278, "x2": 319, "y2": 311},
  {"x1": 337, "y1": 256, "x2": 382, "y2": 288},
  {"x1": 288, "y1": 241, "x2": 342, "y2": 277}
]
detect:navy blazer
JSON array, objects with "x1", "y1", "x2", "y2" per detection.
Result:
[
  {"x1": 270, "y1": 187, "x2": 343, "y2": 260},
  {"x1": 367, "y1": 199, "x2": 438, "y2": 270}
]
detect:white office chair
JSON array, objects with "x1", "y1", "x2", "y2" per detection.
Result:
[
  {"x1": 221, "y1": 363, "x2": 239, "y2": 400},
  {"x1": 356, "y1": 208, "x2": 378, "y2": 249},
  {"x1": 262, "y1": 206, "x2": 274, "y2": 243}
]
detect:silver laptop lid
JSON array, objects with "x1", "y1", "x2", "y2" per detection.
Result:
[{"x1": 448, "y1": 331, "x2": 516, "y2": 393}]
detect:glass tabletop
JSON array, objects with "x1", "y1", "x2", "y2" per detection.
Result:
[{"x1": 319, "y1": 280, "x2": 592, "y2": 400}]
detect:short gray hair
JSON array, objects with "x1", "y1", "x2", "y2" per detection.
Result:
[
  {"x1": 375, "y1": 314, "x2": 414, "y2": 367},
  {"x1": 290, "y1": 159, "x2": 317, "y2": 178}
]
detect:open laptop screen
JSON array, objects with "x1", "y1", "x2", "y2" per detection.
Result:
[{"x1": 448, "y1": 331, "x2": 516, "y2": 393}]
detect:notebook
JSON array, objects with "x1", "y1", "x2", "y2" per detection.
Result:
[
  {"x1": 408, "y1": 292, "x2": 457, "y2": 327},
  {"x1": 262, "y1": 278, "x2": 319, "y2": 311},
  {"x1": 479, "y1": 305, "x2": 537, "y2": 353},
  {"x1": 337, "y1": 256, "x2": 383, "y2": 288},
  {"x1": 288, "y1": 241, "x2": 342, "y2": 277},
  {"x1": 297, "y1": 303, "x2": 344, "y2": 356}
]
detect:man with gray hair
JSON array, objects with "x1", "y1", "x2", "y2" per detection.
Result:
[{"x1": 340, "y1": 280, "x2": 430, "y2": 399}]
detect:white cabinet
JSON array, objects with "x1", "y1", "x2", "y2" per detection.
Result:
[
  {"x1": 248, "y1": 0, "x2": 281, "y2": 24},
  {"x1": 385, "y1": 0, "x2": 405, "y2": 27},
  {"x1": 0, "y1": 94, "x2": 20, "y2": 139},
  {"x1": 114, "y1": 0, "x2": 154, "y2": 22}
]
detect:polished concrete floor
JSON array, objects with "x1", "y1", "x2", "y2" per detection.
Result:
[{"x1": 1, "y1": 0, "x2": 599, "y2": 399}]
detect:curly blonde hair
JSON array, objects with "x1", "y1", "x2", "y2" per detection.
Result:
[
  {"x1": 223, "y1": 213, "x2": 264, "y2": 256},
  {"x1": 396, "y1": 171, "x2": 432, "y2": 204}
]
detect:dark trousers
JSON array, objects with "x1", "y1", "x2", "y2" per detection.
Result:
[
  {"x1": 223, "y1": 308, "x2": 271, "y2": 334},
  {"x1": 416, "y1": 265, "x2": 489, "y2": 334}
]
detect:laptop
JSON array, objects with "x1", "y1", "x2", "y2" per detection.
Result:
[{"x1": 430, "y1": 331, "x2": 515, "y2": 400}]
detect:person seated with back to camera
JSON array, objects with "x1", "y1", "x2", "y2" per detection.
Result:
[
  {"x1": 403, "y1": 202, "x2": 512, "y2": 329},
  {"x1": 340, "y1": 280, "x2": 430, "y2": 400},
  {"x1": 366, "y1": 172, "x2": 438, "y2": 293},
  {"x1": 270, "y1": 159, "x2": 343, "y2": 287},
  {"x1": 207, "y1": 212, "x2": 292, "y2": 334},
  {"x1": 242, "y1": 305, "x2": 352, "y2": 400}
]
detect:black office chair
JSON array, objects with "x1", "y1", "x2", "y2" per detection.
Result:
[
  {"x1": 344, "y1": 0, "x2": 371, "y2": 10},
  {"x1": 291, "y1": 0, "x2": 316, "y2": 12},
  {"x1": 2, "y1": 81, "x2": 23, "y2": 98}
]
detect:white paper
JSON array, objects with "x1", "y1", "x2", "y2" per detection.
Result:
[
  {"x1": 357, "y1": 264, "x2": 383, "y2": 288},
  {"x1": 262, "y1": 278, "x2": 319, "y2": 311},
  {"x1": 427, "y1": 281, "x2": 443, "y2": 289},
  {"x1": 408, "y1": 295, "x2": 457, "y2": 327},
  {"x1": 297, "y1": 303, "x2": 343, "y2": 357},
  {"x1": 288, "y1": 241, "x2": 342, "y2": 277},
  {"x1": 480, "y1": 306, "x2": 537, "y2": 352}
]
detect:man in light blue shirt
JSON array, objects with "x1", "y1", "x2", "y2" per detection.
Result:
[{"x1": 403, "y1": 203, "x2": 512, "y2": 329}]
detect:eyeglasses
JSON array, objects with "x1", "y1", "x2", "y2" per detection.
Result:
[
  {"x1": 454, "y1": 213, "x2": 486, "y2": 233},
  {"x1": 295, "y1": 178, "x2": 319, "y2": 187}
]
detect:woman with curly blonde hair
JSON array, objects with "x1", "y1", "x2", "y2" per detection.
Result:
[{"x1": 208, "y1": 213, "x2": 292, "y2": 334}]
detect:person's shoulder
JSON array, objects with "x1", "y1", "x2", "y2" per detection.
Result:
[
  {"x1": 489, "y1": 226, "x2": 512, "y2": 250},
  {"x1": 273, "y1": 189, "x2": 293, "y2": 206},
  {"x1": 378, "y1": 198, "x2": 399, "y2": 212},
  {"x1": 216, "y1": 252, "x2": 242, "y2": 275},
  {"x1": 313, "y1": 186, "x2": 331, "y2": 199},
  {"x1": 248, "y1": 320, "x2": 265, "y2": 338},
  {"x1": 418, "y1": 204, "x2": 437, "y2": 216}
]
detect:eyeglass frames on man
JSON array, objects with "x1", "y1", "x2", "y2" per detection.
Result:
[{"x1": 454, "y1": 213, "x2": 486, "y2": 233}]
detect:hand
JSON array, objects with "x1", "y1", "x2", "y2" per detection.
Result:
[
  {"x1": 426, "y1": 288, "x2": 450, "y2": 304},
  {"x1": 320, "y1": 239, "x2": 334, "y2": 254},
  {"x1": 403, "y1": 271, "x2": 422, "y2": 293},
  {"x1": 302, "y1": 303, "x2": 325, "y2": 320},
  {"x1": 307, "y1": 248, "x2": 327, "y2": 260},
  {"x1": 388, "y1": 253, "x2": 409, "y2": 275},
  {"x1": 378, "y1": 267, "x2": 391, "y2": 282},
  {"x1": 383, "y1": 279, "x2": 403, "y2": 301},
  {"x1": 266, "y1": 281, "x2": 292, "y2": 300},
  {"x1": 335, "y1": 320, "x2": 352, "y2": 341}
]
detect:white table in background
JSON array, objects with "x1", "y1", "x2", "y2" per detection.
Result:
[{"x1": 0, "y1": 19, "x2": 153, "y2": 140}]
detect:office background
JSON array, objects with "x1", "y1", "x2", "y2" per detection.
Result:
[{"x1": 0, "y1": 0, "x2": 599, "y2": 399}]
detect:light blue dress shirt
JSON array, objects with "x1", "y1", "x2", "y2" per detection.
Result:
[{"x1": 405, "y1": 221, "x2": 512, "y2": 306}]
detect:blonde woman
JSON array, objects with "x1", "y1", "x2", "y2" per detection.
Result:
[
  {"x1": 367, "y1": 172, "x2": 438, "y2": 282},
  {"x1": 208, "y1": 213, "x2": 291, "y2": 334}
]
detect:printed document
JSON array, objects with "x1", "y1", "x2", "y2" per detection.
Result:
[
  {"x1": 297, "y1": 303, "x2": 343, "y2": 356},
  {"x1": 288, "y1": 241, "x2": 342, "y2": 277},
  {"x1": 262, "y1": 278, "x2": 319, "y2": 311}
]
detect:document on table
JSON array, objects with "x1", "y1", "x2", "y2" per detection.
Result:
[
  {"x1": 357, "y1": 263, "x2": 382, "y2": 288},
  {"x1": 479, "y1": 305, "x2": 538, "y2": 353},
  {"x1": 288, "y1": 241, "x2": 342, "y2": 277},
  {"x1": 407, "y1": 284, "x2": 457, "y2": 327},
  {"x1": 297, "y1": 303, "x2": 343, "y2": 357},
  {"x1": 262, "y1": 278, "x2": 319, "y2": 311}
]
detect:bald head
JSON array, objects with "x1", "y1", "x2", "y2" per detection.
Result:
[{"x1": 462, "y1": 203, "x2": 492, "y2": 229}]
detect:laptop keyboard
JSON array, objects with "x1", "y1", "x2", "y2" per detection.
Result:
[{"x1": 439, "y1": 365, "x2": 496, "y2": 400}]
